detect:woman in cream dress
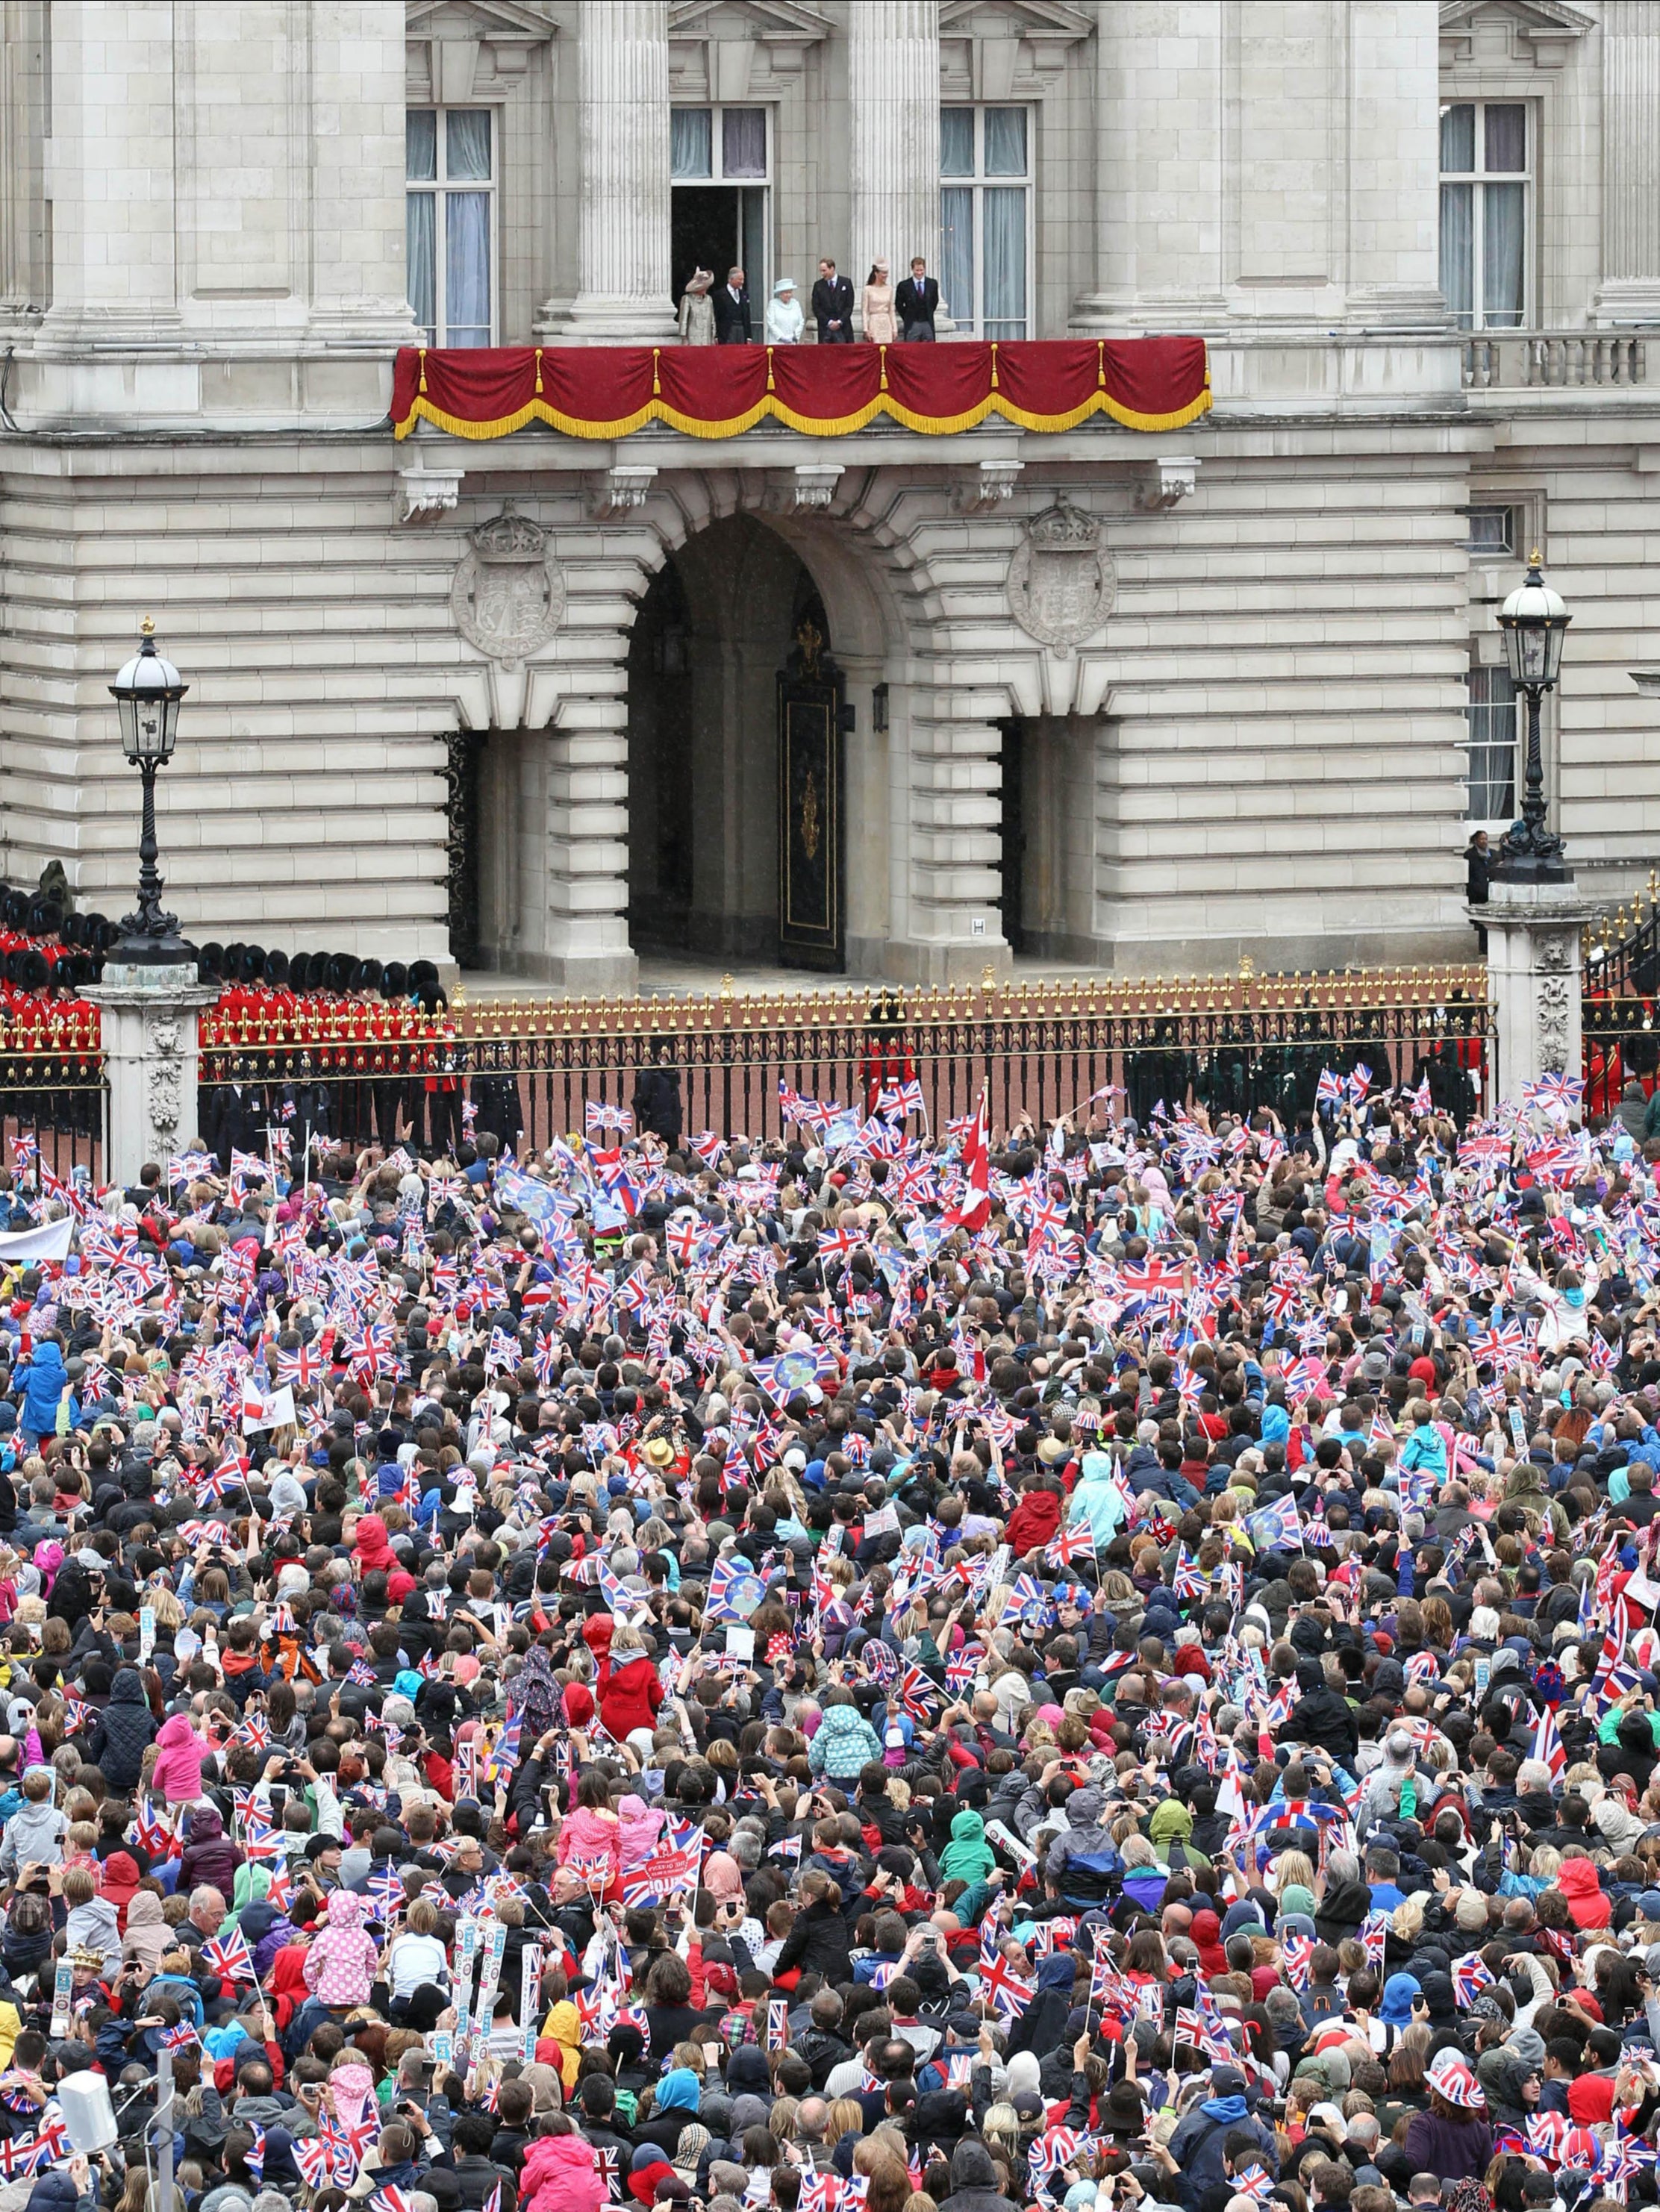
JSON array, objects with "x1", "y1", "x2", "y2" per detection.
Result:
[{"x1": 861, "y1": 259, "x2": 897, "y2": 343}]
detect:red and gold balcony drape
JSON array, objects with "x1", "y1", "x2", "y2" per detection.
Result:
[{"x1": 390, "y1": 336, "x2": 1211, "y2": 442}]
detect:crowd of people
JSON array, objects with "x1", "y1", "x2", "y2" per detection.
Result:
[{"x1": 0, "y1": 1057, "x2": 1654, "y2": 2212}]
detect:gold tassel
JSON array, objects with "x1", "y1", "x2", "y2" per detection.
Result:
[
  {"x1": 879, "y1": 344, "x2": 888, "y2": 391},
  {"x1": 767, "y1": 345, "x2": 776, "y2": 392},
  {"x1": 418, "y1": 347, "x2": 428, "y2": 394},
  {"x1": 534, "y1": 347, "x2": 543, "y2": 394},
  {"x1": 1096, "y1": 340, "x2": 1105, "y2": 389},
  {"x1": 652, "y1": 348, "x2": 661, "y2": 395},
  {"x1": 990, "y1": 342, "x2": 999, "y2": 390}
]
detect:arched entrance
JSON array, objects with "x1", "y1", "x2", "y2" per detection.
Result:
[{"x1": 625, "y1": 513, "x2": 840, "y2": 967}]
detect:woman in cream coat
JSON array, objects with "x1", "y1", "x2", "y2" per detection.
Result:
[
  {"x1": 678, "y1": 269, "x2": 716, "y2": 345},
  {"x1": 861, "y1": 259, "x2": 897, "y2": 343}
]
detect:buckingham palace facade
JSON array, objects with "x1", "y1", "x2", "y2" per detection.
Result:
[{"x1": 0, "y1": 0, "x2": 1657, "y2": 988}]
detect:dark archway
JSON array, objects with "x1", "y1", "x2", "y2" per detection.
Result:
[{"x1": 625, "y1": 514, "x2": 829, "y2": 964}]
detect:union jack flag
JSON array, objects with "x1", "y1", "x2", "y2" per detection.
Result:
[
  {"x1": 1454, "y1": 1951, "x2": 1494, "y2": 2008},
  {"x1": 1531, "y1": 1700, "x2": 1567, "y2": 1781},
  {"x1": 202, "y1": 1924, "x2": 256, "y2": 1986},
  {"x1": 1046, "y1": 1521, "x2": 1094, "y2": 1568},
  {"x1": 979, "y1": 1952, "x2": 1035, "y2": 2021}
]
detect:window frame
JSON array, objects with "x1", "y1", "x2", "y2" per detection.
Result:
[
  {"x1": 1464, "y1": 662, "x2": 1523, "y2": 829},
  {"x1": 670, "y1": 104, "x2": 773, "y2": 302},
  {"x1": 939, "y1": 102, "x2": 1035, "y2": 343},
  {"x1": 405, "y1": 106, "x2": 498, "y2": 350},
  {"x1": 1438, "y1": 99, "x2": 1532, "y2": 333}
]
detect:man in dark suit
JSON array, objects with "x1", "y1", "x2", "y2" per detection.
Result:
[
  {"x1": 811, "y1": 257, "x2": 855, "y2": 343},
  {"x1": 895, "y1": 257, "x2": 939, "y2": 340},
  {"x1": 713, "y1": 266, "x2": 752, "y2": 344}
]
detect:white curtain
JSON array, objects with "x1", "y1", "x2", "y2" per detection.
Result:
[
  {"x1": 406, "y1": 193, "x2": 436, "y2": 341},
  {"x1": 723, "y1": 108, "x2": 767, "y2": 178},
  {"x1": 1440, "y1": 181, "x2": 1473, "y2": 329},
  {"x1": 446, "y1": 194, "x2": 490, "y2": 346},
  {"x1": 1440, "y1": 102, "x2": 1475, "y2": 172},
  {"x1": 940, "y1": 185, "x2": 973, "y2": 328},
  {"x1": 1482, "y1": 181, "x2": 1526, "y2": 328},
  {"x1": 983, "y1": 107, "x2": 1027, "y2": 177},
  {"x1": 671, "y1": 108, "x2": 711, "y2": 179},
  {"x1": 1485, "y1": 104, "x2": 1526, "y2": 172},
  {"x1": 940, "y1": 108, "x2": 974, "y2": 177},
  {"x1": 983, "y1": 187, "x2": 1027, "y2": 339},
  {"x1": 446, "y1": 110, "x2": 491, "y2": 180},
  {"x1": 406, "y1": 109, "x2": 437, "y2": 181},
  {"x1": 1465, "y1": 671, "x2": 1518, "y2": 820}
]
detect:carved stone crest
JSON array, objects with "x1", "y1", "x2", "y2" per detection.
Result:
[
  {"x1": 1007, "y1": 501, "x2": 1114, "y2": 655},
  {"x1": 145, "y1": 1016, "x2": 183, "y2": 1140},
  {"x1": 1537, "y1": 973, "x2": 1573, "y2": 1072},
  {"x1": 450, "y1": 507, "x2": 565, "y2": 671}
]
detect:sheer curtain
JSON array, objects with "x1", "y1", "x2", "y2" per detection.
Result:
[
  {"x1": 671, "y1": 108, "x2": 711, "y2": 179},
  {"x1": 1482, "y1": 182, "x2": 1526, "y2": 328},
  {"x1": 1466, "y1": 669, "x2": 1519, "y2": 821},
  {"x1": 983, "y1": 187, "x2": 1027, "y2": 339},
  {"x1": 446, "y1": 195, "x2": 490, "y2": 346},
  {"x1": 983, "y1": 107, "x2": 1026, "y2": 176},
  {"x1": 406, "y1": 196, "x2": 436, "y2": 341},
  {"x1": 723, "y1": 108, "x2": 767, "y2": 178},
  {"x1": 940, "y1": 186, "x2": 973, "y2": 328},
  {"x1": 1440, "y1": 181, "x2": 1473, "y2": 330},
  {"x1": 405, "y1": 110, "x2": 437, "y2": 341},
  {"x1": 443, "y1": 112, "x2": 492, "y2": 347}
]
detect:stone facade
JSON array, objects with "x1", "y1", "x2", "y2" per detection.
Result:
[{"x1": 0, "y1": 0, "x2": 1656, "y2": 988}]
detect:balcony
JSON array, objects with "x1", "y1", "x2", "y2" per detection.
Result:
[{"x1": 1462, "y1": 330, "x2": 1649, "y2": 390}]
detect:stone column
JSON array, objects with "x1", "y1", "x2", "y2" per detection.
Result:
[
  {"x1": 563, "y1": 0, "x2": 677, "y2": 343},
  {"x1": 847, "y1": 1, "x2": 940, "y2": 331},
  {"x1": 1071, "y1": 1, "x2": 1226, "y2": 331},
  {"x1": 1345, "y1": 1, "x2": 1447, "y2": 325},
  {"x1": 543, "y1": 703, "x2": 640, "y2": 992},
  {"x1": 1594, "y1": 0, "x2": 1660, "y2": 325},
  {"x1": 37, "y1": 0, "x2": 180, "y2": 351},
  {"x1": 305, "y1": 1, "x2": 416, "y2": 349},
  {"x1": 1476, "y1": 879, "x2": 1600, "y2": 1108},
  {"x1": 89, "y1": 961, "x2": 220, "y2": 1187}
]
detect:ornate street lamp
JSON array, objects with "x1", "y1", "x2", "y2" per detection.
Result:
[
  {"x1": 108, "y1": 618, "x2": 192, "y2": 957},
  {"x1": 1493, "y1": 549, "x2": 1572, "y2": 881}
]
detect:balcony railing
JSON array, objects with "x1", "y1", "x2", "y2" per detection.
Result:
[{"x1": 1462, "y1": 331, "x2": 1649, "y2": 390}]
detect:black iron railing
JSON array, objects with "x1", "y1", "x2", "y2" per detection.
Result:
[{"x1": 200, "y1": 966, "x2": 1491, "y2": 1155}]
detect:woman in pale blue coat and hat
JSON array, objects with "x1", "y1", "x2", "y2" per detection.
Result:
[{"x1": 1067, "y1": 1447, "x2": 1128, "y2": 1547}]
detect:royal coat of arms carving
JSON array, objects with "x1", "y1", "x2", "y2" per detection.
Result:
[
  {"x1": 450, "y1": 507, "x2": 566, "y2": 671},
  {"x1": 1007, "y1": 501, "x2": 1115, "y2": 655}
]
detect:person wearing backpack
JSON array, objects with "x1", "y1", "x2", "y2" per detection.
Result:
[
  {"x1": 1043, "y1": 1785, "x2": 1121, "y2": 1913},
  {"x1": 1164, "y1": 2066, "x2": 1280, "y2": 2194}
]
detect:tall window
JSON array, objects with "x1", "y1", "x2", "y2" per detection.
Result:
[
  {"x1": 1465, "y1": 665, "x2": 1521, "y2": 822},
  {"x1": 940, "y1": 106, "x2": 1032, "y2": 340},
  {"x1": 1440, "y1": 101, "x2": 1529, "y2": 331},
  {"x1": 407, "y1": 109, "x2": 494, "y2": 348},
  {"x1": 670, "y1": 107, "x2": 770, "y2": 303}
]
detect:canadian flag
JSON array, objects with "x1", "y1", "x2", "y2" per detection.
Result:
[{"x1": 947, "y1": 1087, "x2": 990, "y2": 1231}]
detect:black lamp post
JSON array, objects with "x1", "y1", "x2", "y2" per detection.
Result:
[
  {"x1": 109, "y1": 619, "x2": 193, "y2": 960},
  {"x1": 1493, "y1": 549, "x2": 1573, "y2": 882}
]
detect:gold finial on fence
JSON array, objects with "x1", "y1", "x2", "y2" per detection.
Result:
[
  {"x1": 982, "y1": 965, "x2": 997, "y2": 989},
  {"x1": 719, "y1": 973, "x2": 734, "y2": 1001}
]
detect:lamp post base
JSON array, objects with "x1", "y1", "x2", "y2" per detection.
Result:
[
  {"x1": 109, "y1": 929, "x2": 197, "y2": 968},
  {"x1": 89, "y1": 960, "x2": 220, "y2": 1184},
  {"x1": 1475, "y1": 875, "x2": 1599, "y2": 1110}
]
